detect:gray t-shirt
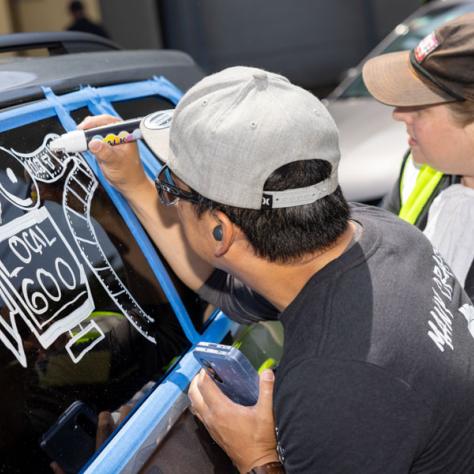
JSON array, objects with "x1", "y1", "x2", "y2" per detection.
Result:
[{"x1": 198, "y1": 204, "x2": 474, "y2": 473}]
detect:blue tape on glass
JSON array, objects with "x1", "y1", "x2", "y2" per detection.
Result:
[
  {"x1": 78, "y1": 85, "x2": 157, "y2": 180},
  {"x1": 42, "y1": 86, "x2": 200, "y2": 344},
  {"x1": 0, "y1": 80, "x2": 233, "y2": 474},
  {"x1": 81, "y1": 311, "x2": 235, "y2": 474},
  {"x1": 80, "y1": 85, "x2": 158, "y2": 178},
  {"x1": 79, "y1": 77, "x2": 182, "y2": 177},
  {"x1": 77, "y1": 84, "x2": 200, "y2": 344},
  {"x1": 0, "y1": 78, "x2": 182, "y2": 134}
]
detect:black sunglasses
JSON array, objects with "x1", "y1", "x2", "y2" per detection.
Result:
[{"x1": 155, "y1": 164, "x2": 203, "y2": 206}]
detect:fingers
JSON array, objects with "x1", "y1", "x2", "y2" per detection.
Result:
[
  {"x1": 117, "y1": 404, "x2": 132, "y2": 424},
  {"x1": 96, "y1": 411, "x2": 115, "y2": 450},
  {"x1": 78, "y1": 114, "x2": 121, "y2": 130},
  {"x1": 197, "y1": 369, "x2": 235, "y2": 410},
  {"x1": 50, "y1": 462, "x2": 66, "y2": 474},
  {"x1": 88, "y1": 139, "x2": 108, "y2": 160},
  {"x1": 188, "y1": 370, "x2": 208, "y2": 423},
  {"x1": 256, "y1": 370, "x2": 275, "y2": 414},
  {"x1": 88, "y1": 139, "x2": 121, "y2": 167}
]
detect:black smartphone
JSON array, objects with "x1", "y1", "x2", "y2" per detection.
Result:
[{"x1": 40, "y1": 400, "x2": 98, "y2": 474}]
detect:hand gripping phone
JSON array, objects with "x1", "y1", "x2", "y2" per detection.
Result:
[
  {"x1": 40, "y1": 400, "x2": 98, "y2": 473},
  {"x1": 193, "y1": 342, "x2": 259, "y2": 406}
]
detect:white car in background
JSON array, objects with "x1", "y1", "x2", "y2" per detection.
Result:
[{"x1": 325, "y1": 0, "x2": 474, "y2": 203}]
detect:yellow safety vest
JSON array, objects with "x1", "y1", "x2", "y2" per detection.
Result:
[{"x1": 398, "y1": 153, "x2": 444, "y2": 225}]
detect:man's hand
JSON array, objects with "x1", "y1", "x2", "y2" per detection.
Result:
[
  {"x1": 78, "y1": 115, "x2": 150, "y2": 198},
  {"x1": 188, "y1": 369, "x2": 279, "y2": 473},
  {"x1": 78, "y1": 114, "x2": 214, "y2": 292}
]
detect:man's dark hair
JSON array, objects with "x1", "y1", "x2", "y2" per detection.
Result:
[
  {"x1": 193, "y1": 159, "x2": 350, "y2": 263},
  {"x1": 69, "y1": 1, "x2": 84, "y2": 14}
]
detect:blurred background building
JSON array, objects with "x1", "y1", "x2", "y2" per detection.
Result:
[{"x1": 0, "y1": 0, "x2": 421, "y2": 94}]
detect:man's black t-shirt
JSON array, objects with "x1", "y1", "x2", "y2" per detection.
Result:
[{"x1": 199, "y1": 204, "x2": 474, "y2": 473}]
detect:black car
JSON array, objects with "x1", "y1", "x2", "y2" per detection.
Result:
[{"x1": 0, "y1": 32, "x2": 252, "y2": 474}]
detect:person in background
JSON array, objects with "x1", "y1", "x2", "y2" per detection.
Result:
[
  {"x1": 66, "y1": 0, "x2": 109, "y2": 39},
  {"x1": 363, "y1": 13, "x2": 474, "y2": 300},
  {"x1": 82, "y1": 66, "x2": 474, "y2": 473}
]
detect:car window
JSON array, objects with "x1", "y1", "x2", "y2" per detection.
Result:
[
  {"x1": 0, "y1": 113, "x2": 198, "y2": 473},
  {"x1": 112, "y1": 96, "x2": 174, "y2": 119},
  {"x1": 339, "y1": 4, "x2": 474, "y2": 99}
]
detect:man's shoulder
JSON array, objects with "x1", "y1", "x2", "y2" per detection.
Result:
[
  {"x1": 349, "y1": 202, "x2": 432, "y2": 255},
  {"x1": 350, "y1": 202, "x2": 409, "y2": 227}
]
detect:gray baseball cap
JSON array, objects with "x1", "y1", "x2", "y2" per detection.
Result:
[{"x1": 141, "y1": 66, "x2": 340, "y2": 210}]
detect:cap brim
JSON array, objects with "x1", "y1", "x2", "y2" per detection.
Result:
[
  {"x1": 362, "y1": 51, "x2": 453, "y2": 107},
  {"x1": 139, "y1": 109, "x2": 173, "y2": 162}
]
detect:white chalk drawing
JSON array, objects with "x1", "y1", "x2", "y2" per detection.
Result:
[{"x1": 0, "y1": 133, "x2": 156, "y2": 368}]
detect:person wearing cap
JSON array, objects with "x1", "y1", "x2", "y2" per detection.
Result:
[
  {"x1": 363, "y1": 13, "x2": 474, "y2": 301},
  {"x1": 80, "y1": 66, "x2": 474, "y2": 473}
]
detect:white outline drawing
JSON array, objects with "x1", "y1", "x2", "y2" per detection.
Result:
[
  {"x1": 0, "y1": 207, "x2": 94, "y2": 367},
  {"x1": 0, "y1": 133, "x2": 156, "y2": 368},
  {"x1": 62, "y1": 159, "x2": 156, "y2": 343}
]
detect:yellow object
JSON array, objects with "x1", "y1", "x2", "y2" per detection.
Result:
[
  {"x1": 258, "y1": 358, "x2": 277, "y2": 374},
  {"x1": 399, "y1": 154, "x2": 444, "y2": 225}
]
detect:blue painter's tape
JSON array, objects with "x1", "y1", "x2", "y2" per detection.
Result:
[
  {"x1": 0, "y1": 81, "x2": 232, "y2": 474},
  {"x1": 0, "y1": 78, "x2": 183, "y2": 134},
  {"x1": 81, "y1": 311, "x2": 235, "y2": 474},
  {"x1": 80, "y1": 76, "x2": 183, "y2": 105},
  {"x1": 0, "y1": 101, "x2": 56, "y2": 132},
  {"x1": 78, "y1": 85, "x2": 156, "y2": 179},
  {"x1": 80, "y1": 86, "x2": 199, "y2": 344},
  {"x1": 79, "y1": 78, "x2": 182, "y2": 178},
  {"x1": 42, "y1": 85, "x2": 199, "y2": 343}
]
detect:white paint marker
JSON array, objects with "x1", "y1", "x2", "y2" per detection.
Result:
[
  {"x1": 49, "y1": 109, "x2": 174, "y2": 154},
  {"x1": 49, "y1": 117, "x2": 143, "y2": 154}
]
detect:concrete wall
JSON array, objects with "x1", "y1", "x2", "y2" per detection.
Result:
[
  {"x1": 99, "y1": 0, "x2": 162, "y2": 49},
  {"x1": 0, "y1": 0, "x2": 420, "y2": 90},
  {"x1": 159, "y1": 0, "x2": 420, "y2": 90}
]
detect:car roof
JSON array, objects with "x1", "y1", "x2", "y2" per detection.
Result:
[{"x1": 0, "y1": 49, "x2": 203, "y2": 109}]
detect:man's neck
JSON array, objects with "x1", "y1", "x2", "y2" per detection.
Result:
[
  {"x1": 228, "y1": 221, "x2": 357, "y2": 312},
  {"x1": 461, "y1": 175, "x2": 474, "y2": 188}
]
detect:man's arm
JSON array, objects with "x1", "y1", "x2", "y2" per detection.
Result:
[{"x1": 79, "y1": 115, "x2": 214, "y2": 292}]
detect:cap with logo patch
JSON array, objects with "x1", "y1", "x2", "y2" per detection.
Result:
[
  {"x1": 140, "y1": 66, "x2": 340, "y2": 210},
  {"x1": 362, "y1": 13, "x2": 474, "y2": 107}
]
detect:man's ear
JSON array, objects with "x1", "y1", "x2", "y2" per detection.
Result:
[{"x1": 211, "y1": 210, "x2": 237, "y2": 258}]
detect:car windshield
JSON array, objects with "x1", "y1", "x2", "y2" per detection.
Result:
[{"x1": 339, "y1": 4, "x2": 474, "y2": 99}]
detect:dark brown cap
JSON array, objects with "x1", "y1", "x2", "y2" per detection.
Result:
[{"x1": 362, "y1": 13, "x2": 474, "y2": 106}]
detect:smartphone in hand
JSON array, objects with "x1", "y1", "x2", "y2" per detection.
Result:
[
  {"x1": 40, "y1": 400, "x2": 98, "y2": 474},
  {"x1": 193, "y1": 342, "x2": 259, "y2": 406}
]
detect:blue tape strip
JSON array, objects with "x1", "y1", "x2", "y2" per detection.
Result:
[
  {"x1": 79, "y1": 85, "x2": 157, "y2": 178},
  {"x1": 80, "y1": 76, "x2": 183, "y2": 105},
  {"x1": 0, "y1": 82, "x2": 232, "y2": 473},
  {"x1": 42, "y1": 86, "x2": 200, "y2": 343},
  {"x1": 0, "y1": 103, "x2": 56, "y2": 132},
  {"x1": 82, "y1": 311, "x2": 235, "y2": 474},
  {"x1": 79, "y1": 85, "x2": 199, "y2": 344},
  {"x1": 0, "y1": 78, "x2": 182, "y2": 134}
]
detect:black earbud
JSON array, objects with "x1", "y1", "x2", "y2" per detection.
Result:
[{"x1": 212, "y1": 225, "x2": 223, "y2": 241}]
